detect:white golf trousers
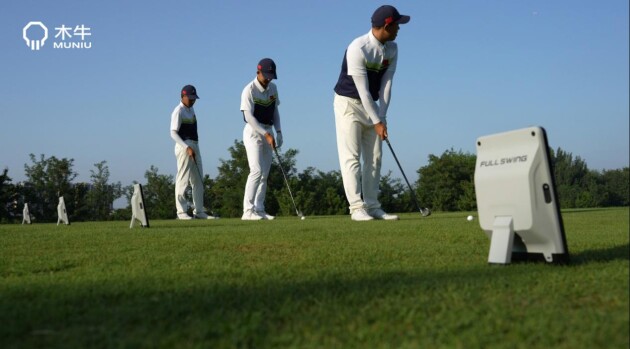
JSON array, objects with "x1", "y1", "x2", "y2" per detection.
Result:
[
  {"x1": 243, "y1": 123, "x2": 273, "y2": 213},
  {"x1": 334, "y1": 93, "x2": 383, "y2": 213},
  {"x1": 174, "y1": 141, "x2": 205, "y2": 215}
]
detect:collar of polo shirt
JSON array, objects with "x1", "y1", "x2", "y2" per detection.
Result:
[{"x1": 254, "y1": 77, "x2": 268, "y2": 92}]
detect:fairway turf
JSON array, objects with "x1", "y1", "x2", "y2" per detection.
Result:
[{"x1": 1, "y1": 208, "x2": 628, "y2": 348}]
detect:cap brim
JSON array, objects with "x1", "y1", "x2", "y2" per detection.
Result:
[
  {"x1": 262, "y1": 72, "x2": 277, "y2": 80},
  {"x1": 188, "y1": 95, "x2": 199, "y2": 100},
  {"x1": 396, "y1": 15, "x2": 410, "y2": 24}
]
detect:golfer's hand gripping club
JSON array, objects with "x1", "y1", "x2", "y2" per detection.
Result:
[
  {"x1": 186, "y1": 146, "x2": 196, "y2": 160},
  {"x1": 264, "y1": 132, "x2": 276, "y2": 149},
  {"x1": 374, "y1": 122, "x2": 388, "y2": 140}
]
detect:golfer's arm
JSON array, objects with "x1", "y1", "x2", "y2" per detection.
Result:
[
  {"x1": 378, "y1": 70, "x2": 394, "y2": 119},
  {"x1": 242, "y1": 110, "x2": 270, "y2": 136},
  {"x1": 170, "y1": 129, "x2": 189, "y2": 148},
  {"x1": 272, "y1": 108, "x2": 281, "y2": 134},
  {"x1": 351, "y1": 75, "x2": 382, "y2": 124}
]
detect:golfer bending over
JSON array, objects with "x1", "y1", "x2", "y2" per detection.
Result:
[
  {"x1": 240, "y1": 58, "x2": 283, "y2": 220},
  {"x1": 333, "y1": 5, "x2": 410, "y2": 221}
]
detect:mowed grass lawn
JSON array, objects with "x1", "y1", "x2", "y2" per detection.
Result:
[{"x1": 1, "y1": 208, "x2": 628, "y2": 349}]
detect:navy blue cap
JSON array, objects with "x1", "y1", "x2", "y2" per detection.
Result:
[
  {"x1": 371, "y1": 5, "x2": 410, "y2": 27},
  {"x1": 257, "y1": 58, "x2": 277, "y2": 80},
  {"x1": 181, "y1": 85, "x2": 199, "y2": 99}
]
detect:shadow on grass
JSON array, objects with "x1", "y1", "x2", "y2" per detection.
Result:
[
  {"x1": 2, "y1": 246, "x2": 628, "y2": 347},
  {"x1": 0, "y1": 265, "x2": 545, "y2": 348},
  {"x1": 569, "y1": 243, "x2": 630, "y2": 265}
]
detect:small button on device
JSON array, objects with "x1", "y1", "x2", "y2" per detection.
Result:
[{"x1": 543, "y1": 183, "x2": 552, "y2": 203}]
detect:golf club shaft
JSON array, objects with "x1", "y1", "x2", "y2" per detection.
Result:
[
  {"x1": 192, "y1": 156, "x2": 204, "y2": 182},
  {"x1": 384, "y1": 138, "x2": 428, "y2": 215},
  {"x1": 273, "y1": 148, "x2": 301, "y2": 217}
]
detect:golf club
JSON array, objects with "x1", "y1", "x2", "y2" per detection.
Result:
[
  {"x1": 192, "y1": 155, "x2": 204, "y2": 183},
  {"x1": 191, "y1": 155, "x2": 219, "y2": 219},
  {"x1": 384, "y1": 138, "x2": 431, "y2": 217},
  {"x1": 273, "y1": 147, "x2": 304, "y2": 219}
]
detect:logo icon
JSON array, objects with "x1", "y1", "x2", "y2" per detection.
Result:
[{"x1": 23, "y1": 21, "x2": 48, "y2": 50}]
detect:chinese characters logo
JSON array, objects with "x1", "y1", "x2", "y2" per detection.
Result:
[{"x1": 23, "y1": 21, "x2": 93, "y2": 51}]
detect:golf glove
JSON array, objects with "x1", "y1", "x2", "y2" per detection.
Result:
[{"x1": 275, "y1": 132, "x2": 283, "y2": 148}]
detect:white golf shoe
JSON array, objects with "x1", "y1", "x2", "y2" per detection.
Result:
[
  {"x1": 177, "y1": 213, "x2": 193, "y2": 220},
  {"x1": 368, "y1": 208, "x2": 399, "y2": 220},
  {"x1": 351, "y1": 208, "x2": 374, "y2": 221},
  {"x1": 241, "y1": 209, "x2": 264, "y2": 221},
  {"x1": 195, "y1": 212, "x2": 219, "y2": 220},
  {"x1": 257, "y1": 212, "x2": 275, "y2": 220}
]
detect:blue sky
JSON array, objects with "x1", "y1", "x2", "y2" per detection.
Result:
[{"x1": 1, "y1": 0, "x2": 628, "y2": 189}]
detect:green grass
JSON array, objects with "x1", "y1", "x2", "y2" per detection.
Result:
[{"x1": 1, "y1": 208, "x2": 628, "y2": 349}]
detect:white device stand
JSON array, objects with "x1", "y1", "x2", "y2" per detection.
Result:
[
  {"x1": 22, "y1": 203, "x2": 32, "y2": 224},
  {"x1": 57, "y1": 196, "x2": 70, "y2": 225},
  {"x1": 488, "y1": 216, "x2": 515, "y2": 264},
  {"x1": 130, "y1": 184, "x2": 149, "y2": 228},
  {"x1": 475, "y1": 126, "x2": 569, "y2": 265}
]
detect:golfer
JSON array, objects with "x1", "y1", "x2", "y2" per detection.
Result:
[
  {"x1": 240, "y1": 58, "x2": 283, "y2": 220},
  {"x1": 333, "y1": 5, "x2": 410, "y2": 221},
  {"x1": 170, "y1": 85, "x2": 215, "y2": 220}
]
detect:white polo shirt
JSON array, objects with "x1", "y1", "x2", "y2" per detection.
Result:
[
  {"x1": 170, "y1": 102, "x2": 198, "y2": 147},
  {"x1": 240, "y1": 78, "x2": 280, "y2": 126},
  {"x1": 334, "y1": 31, "x2": 398, "y2": 101}
]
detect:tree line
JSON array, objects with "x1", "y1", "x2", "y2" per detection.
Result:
[{"x1": 1, "y1": 143, "x2": 628, "y2": 223}]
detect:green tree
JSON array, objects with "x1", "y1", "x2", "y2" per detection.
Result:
[
  {"x1": 142, "y1": 166, "x2": 175, "y2": 219},
  {"x1": 282, "y1": 167, "x2": 346, "y2": 216},
  {"x1": 23, "y1": 154, "x2": 78, "y2": 222},
  {"x1": 201, "y1": 176, "x2": 218, "y2": 216},
  {"x1": 211, "y1": 140, "x2": 249, "y2": 218},
  {"x1": 575, "y1": 170, "x2": 610, "y2": 208},
  {"x1": 317, "y1": 170, "x2": 347, "y2": 215},
  {"x1": 416, "y1": 149, "x2": 476, "y2": 212},
  {"x1": 456, "y1": 178, "x2": 477, "y2": 211},
  {"x1": 601, "y1": 167, "x2": 629, "y2": 206},
  {"x1": 69, "y1": 182, "x2": 91, "y2": 222},
  {"x1": 378, "y1": 171, "x2": 413, "y2": 214},
  {"x1": 549, "y1": 147, "x2": 610, "y2": 208},
  {"x1": 114, "y1": 184, "x2": 135, "y2": 221},
  {"x1": 87, "y1": 161, "x2": 123, "y2": 220},
  {"x1": 0, "y1": 168, "x2": 17, "y2": 223}
]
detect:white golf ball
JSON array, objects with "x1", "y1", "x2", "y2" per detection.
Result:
[
  {"x1": 301, "y1": 216, "x2": 306, "y2": 220},
  {"x1": 467, "y1": 215, "x2": 474, "y2": 221}
]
